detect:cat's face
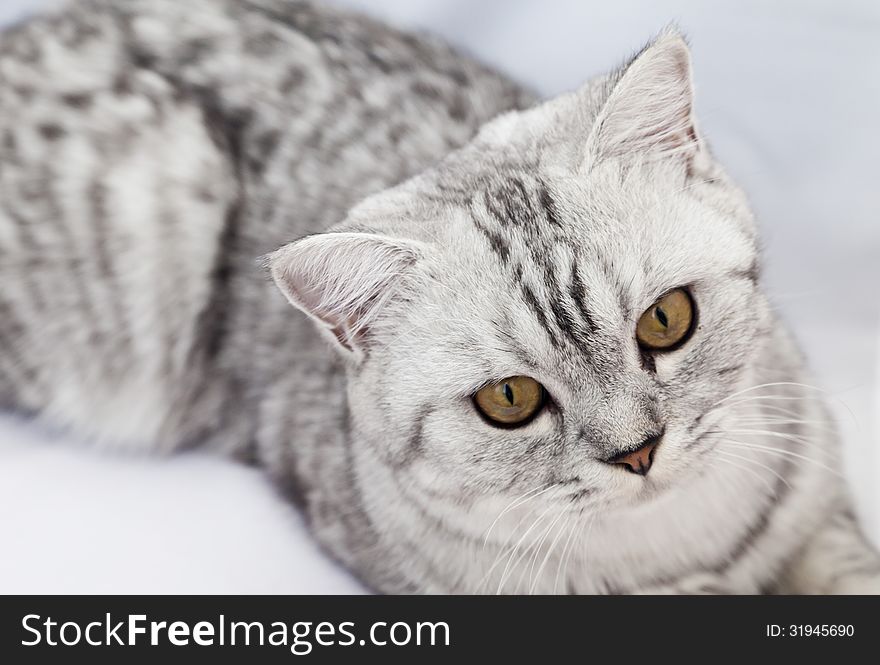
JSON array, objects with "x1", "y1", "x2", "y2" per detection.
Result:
[{"x1": 270, "y1": 34, "x2": 770, "y2": 551}]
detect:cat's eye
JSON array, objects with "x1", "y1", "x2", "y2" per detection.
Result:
[
  {"x1": 473, "y1": 376, "x2": 545, "y2": 426},
  {"x1": 636, "y1": 288, "x2": 695, "y2": 351}
]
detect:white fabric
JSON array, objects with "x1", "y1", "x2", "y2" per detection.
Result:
[{"x1": 0, "y1": 0, "x2": 877, "y2": 593}]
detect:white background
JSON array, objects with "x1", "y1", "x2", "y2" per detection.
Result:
[{"x1": 0, "y1": 0, "x2": 877, "y2": 593}]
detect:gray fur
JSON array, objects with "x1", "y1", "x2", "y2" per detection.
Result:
[{"x1": 1, "y1": 0, "x2": 877, "y2": 594}]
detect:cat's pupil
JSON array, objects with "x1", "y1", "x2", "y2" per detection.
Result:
[
  {"x1": 503, "y1": 383, "x2": 515, "y2": 405},
  {"x1": 655, "y1": 306, "x2": 669, "y2": 328}
]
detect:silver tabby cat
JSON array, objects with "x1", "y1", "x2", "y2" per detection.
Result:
[{"x1": 1, "y1": 0, "x2": 878, "y2": 594}]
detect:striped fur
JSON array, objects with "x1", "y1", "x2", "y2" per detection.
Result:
[{"x1": 1, "y1": 0, "x2": 877, "y2": 594}]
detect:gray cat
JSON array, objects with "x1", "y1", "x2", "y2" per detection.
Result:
[{"x1": 1, "y1": 0, "x2": 878, "y2": 594}]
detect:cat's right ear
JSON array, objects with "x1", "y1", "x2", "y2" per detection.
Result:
[{"x1": 266, "y1": 232, "x2": 422, "y2": 360}]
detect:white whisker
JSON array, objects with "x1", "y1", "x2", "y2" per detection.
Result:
[
  {"x1": 553, "y1": 516, "x2": 580, "y2": 595},
  {"x1": 722, "y1": 440, "x2": 842, "y2": 478},
  {"x1": 712, "y1": 381, "x2": 826, "y2": 407},
  {"x1": 521, "y1": 508, "x2": 566, "y2": 594},
  {"x1": 719, "y1": 428, "x2": 838, "y2": 459},
  {"x1": 566, "y1": 513, "x2": 596, "y2": 594},
  {"x1": 715, "y1": 448, "x2": 792, "y2": 489},
  {"x1": 477, "y1": 496, "x2": 553, "y2": 593},
  {"x1": 496, "y1": 503, "x2": 557, "y2": 595},
  {"x1": 481, "y1": 484, "x2": 555, "y2": 550},
  {"x1": 731, "y1": 417, "x2": 836, "y2": 432},
  {"x1": 529, "y1": 511, "x2": 570, "y2": 595},
  {"x1": 713, "y1": 452, "x2": 777, "y2": 494}
]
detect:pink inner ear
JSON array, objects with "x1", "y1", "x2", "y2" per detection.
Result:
[
  {"x1": 589, "y1": 34, "x2": 699, "y2": 164},
  {"x1": 329, "y1": 313, "x2": 370, "y2": 353},
  {"x1": 329, "y1": 325, "x2": 353, "y2": 352},
  {"x1": 268, "y1": 232, "x2": 420, "y2": 356}
]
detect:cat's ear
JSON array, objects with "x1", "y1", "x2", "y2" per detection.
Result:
[
  {"x1": 267, "y1": 232, "x2": 421, "y2": 358},
  {"x1": 585, "y1": 31, "x2": 701, "y2": 167}
]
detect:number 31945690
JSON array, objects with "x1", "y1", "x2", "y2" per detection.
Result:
[{"x1": 766, "y1": 624, "x2": 854, "y2": 638}]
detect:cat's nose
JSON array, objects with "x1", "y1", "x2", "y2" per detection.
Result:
[{"x1": 603, "y1": 431, "x2": 663, "y2": 476}]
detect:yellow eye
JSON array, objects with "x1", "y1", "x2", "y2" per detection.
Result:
[
  {"x1": 636, "y1": 288, "x2": 695, "y2": 351},
  {"x1": 474, "y1": 376, "x2": 545, "y2": 426}
]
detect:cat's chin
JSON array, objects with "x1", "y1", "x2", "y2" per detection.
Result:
[
  {"x1": 562, "y1": 481, "x2": 669, "y2": 513},
  {"x1": 611, "y1": 462, "x2": 699, "y2": 509}
]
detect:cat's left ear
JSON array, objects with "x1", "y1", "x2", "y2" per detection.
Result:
[
  {"x1": 267, "y1": 232, "x2": 423, "y2": 360},
  {"x1": 585, "y1": 30, "x2": 703, "y2": 169}
]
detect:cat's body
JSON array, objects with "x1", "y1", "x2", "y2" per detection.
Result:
[
  {"x1": 1, "y1": 0, "x2": 878, "y2": 594},
  {"x1": 0, "y1": 0, "x2": 525, "y2": 453}
]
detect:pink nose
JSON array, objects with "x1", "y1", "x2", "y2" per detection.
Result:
[{"x1": 606, "y1": 436, "x2": 661, "y2": 476}]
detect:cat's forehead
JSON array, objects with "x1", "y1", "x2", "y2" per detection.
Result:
[
  {"x1": 414, "y1": 164, "x2": 757, "y2": 373},
  {"x1": 452, "y1": 165, "x2": 755, "y2": 286}
]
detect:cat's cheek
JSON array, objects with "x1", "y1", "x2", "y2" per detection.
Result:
[{"x1": 651, "y1": 433, "x2": 712, "y2": 491}]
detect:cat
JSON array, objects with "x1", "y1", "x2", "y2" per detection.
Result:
[{"x1": 1, "y1": 0, "x2": 878, "y2": 594}]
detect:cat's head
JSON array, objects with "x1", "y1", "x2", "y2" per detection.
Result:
[{"x1": 268, "y1": 33, "x2": 768, "y2": 557}]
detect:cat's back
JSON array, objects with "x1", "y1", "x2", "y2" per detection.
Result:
[{"x1": 0, "y1": 0, "x2": 531, "y2": 452}]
